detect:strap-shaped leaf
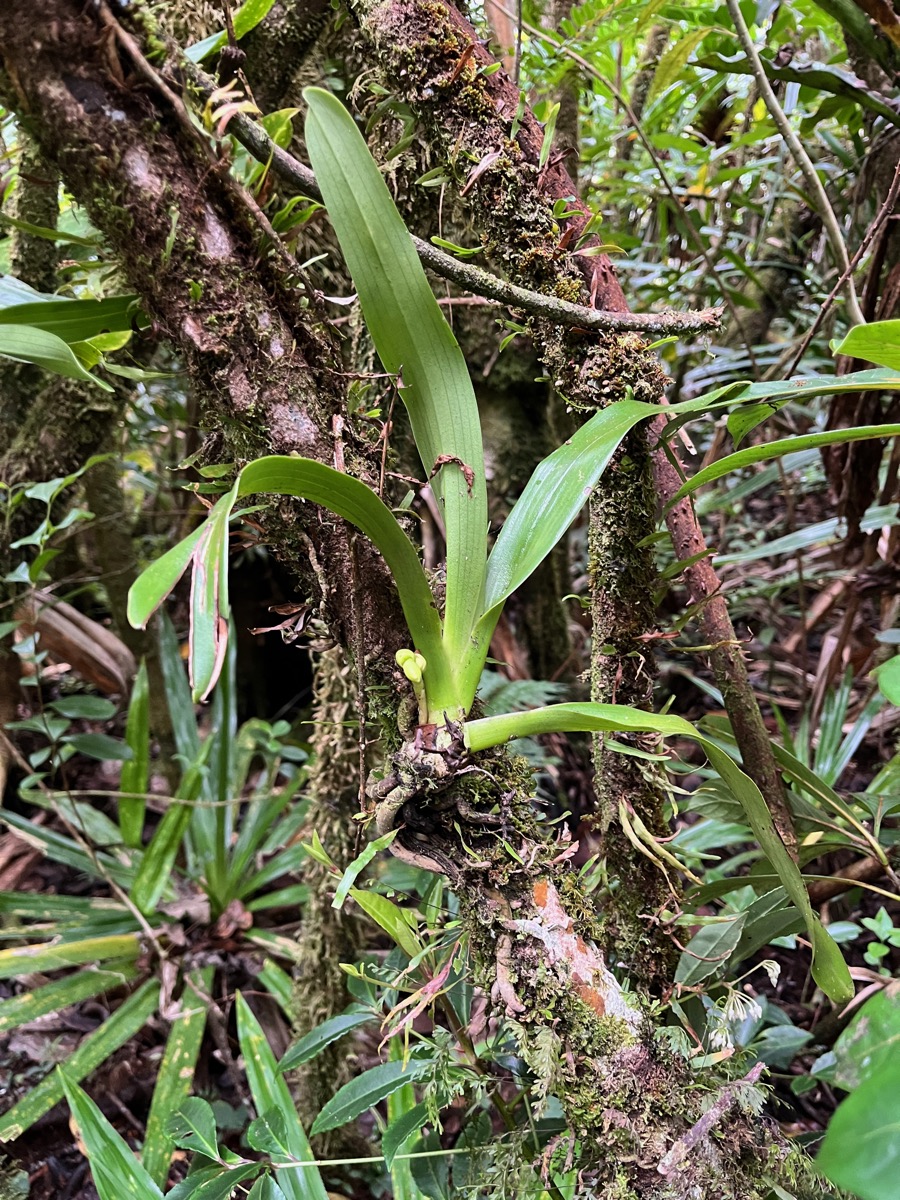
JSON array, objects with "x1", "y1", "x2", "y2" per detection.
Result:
[
  {"x1": 464, "y1": 702, "x2": 853, "y2": 1006},
  {"x1": 128, "y1": 456, "x2": 454, "y2": 708},
  {"x1": 669, "y1": 423, "x2": 900, "y2": 503},
  {"x1": 0, "y1": 324, "x2": 111, "y2": 388},
  {"x1": 304, "y1": 88, "x2": 487, "y2": 668},
  {"x1": 236, "y1": 992, "x2": 328, "y2": 1200},
  {"x1": 480, "y1": 398, "x2": 657, "y2": 620},
  {"x1": 0, "y1": 294, "x2": 137, "y2": 343}
]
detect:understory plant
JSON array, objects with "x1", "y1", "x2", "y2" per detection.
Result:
[{"x1": 0, "y1": 615, "x2": 308, "y2": 1171}]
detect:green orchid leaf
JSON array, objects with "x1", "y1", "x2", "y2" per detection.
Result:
[
  {"x1": 476, "y1": 398, "x2": 658, "y2": 690},
  {"x1": 185, "y1": 0, "x2": 278, "y2": 61},
  {"x1": 464, "y1": 703, "x2": 853, "y2": 1006},
  {"x1": 304, "y1": 88, "x2": 487, "y2": 671},
  {"x1": 0, "y1": 324, "x2": 111, "y2": 389},
  {"x1": 833, "y1": 319, "x2": 900, "y2": 370},
  {"x1": 669, "y1": 423, "x2": 900, "y2": 503},
  {"x1": 664, "y1": 367, "x2": 900, "y2": 447},
  {"x1": 0, "y1": 294, "x2": 136, "y2": 342},
  {"x1": 128, "y1": 456, "x2": 454, "y2": 712}
]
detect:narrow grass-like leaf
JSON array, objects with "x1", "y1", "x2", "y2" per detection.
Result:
[
  {"x1": 158, "y1": 611, "x2": 202, "y2": 766},
  {"x1": 119, "y1": 660, "x2": 150, "y2": 847},
  {"x1": 0, "y1": 811, "x2": 135, "y2": 887},
  {"x1": 61, "y1": 1076, "x2": 165, "y2": 1200},
  {"x1": 0, "y1": 979, "x2": 158, "y2": 1142},
  {"x1": 0, "y1": 325, "x2": 111, "y2": 388},
  {"x1": 235, "y1": 993, "x2": 328, "y2": 1200},
  {"x1": 0, "y1": 934, "x2": 141, "y2": 980},
  {"x1": 463, "y1": 703, "x2": 852, "y2": 1005},
  {"x1": 130, "y1": 741, "x2": 211, "y2": 914},
  {"x1": 0, "y1": 963, "x2": 138, "y2": 1035},
  {"x1": 142, "y1": 968, "x2": 214, "y2": 1187},
  {"x1": 258, "y1": 960, "x2": 295, "y2": 1015},
  {"x1": 670, "y1": 424, "x2": 900, "y2": 502},
  {"x1": 304, "y1": 88, "x2": 487, "y2": 672},
  {"x1": 278, "y1": 1010, "x2": 377, "y2": 1073},
  {"x1": 310, "y1": 1059, "x2": 431, "y2": 1136}
]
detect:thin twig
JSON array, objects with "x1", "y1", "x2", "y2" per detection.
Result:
[
  {"x1": 182, "y1": 61, "x2": 722, "y2": 336},
  {"x1": 723, "y1": 0, "x2": 865, "y2": 326}
]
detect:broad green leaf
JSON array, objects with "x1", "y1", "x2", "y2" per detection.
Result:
[
  {"x1": 0, "y1": 934, "x2": 141, "y2": 979},
  {"x1": 310, "y1": 1059, "x2": 432, "y2": 1136},
  {"x1": 332, "y1": 829, "x2": 398, "y2": 909},
  {"x1": 143, "y1": 968, "x2": 214, "y2": 1186},
  {"x1": 464, "y1": 703, "x2": 853, "y2": 1005},
  {"x1": 817, "y1": 1063, "x2": 900, "y2": 1199},
  {"x1": 833, "y1": 987, "x2": 900, "y2": 1090},
  {"x1": 61, "y1": 1076, "x2": 165, "y2": 1200},
  {"x1": 732, "y1": 889, "x2": 802, "y2": 964},
  {"x1": 834, "y1": 320, "x2": 900, "y2": 369},
  {"x1": 65, "y1": 732, "x2": 133, "y2": 761},
  {"x1": 349, "y1": 888, "x2": 424, "y2": 959},
  {"x1": 48, "y1": 696, "x2": 117, "y2": 720},
  {"x1": 0, "y1": 324, "x2": 111, "y2": 388},
  {"x1": 874, "y1": 655, "x2": 900, "y2": 706},
  {"x1": 675, "y1": 913, "x2": 746, "y2": 987},
  {"x1": 0, "y1": 295, "x2": 136, "y2": 342},
  {"x1": 119, "y1": 660, "x2": 150, "y2": 847},
  {"x1": 235, "y1": 993, "x2": 328, "y2": 1200},
  {"x1": 166, "y1": 1096, "x2": 220, "y2": 1158},
  {"x1": 0, "y1": 979, "x2": 158, "y2": 1142},
  {"x1": 167, "y1": 1164, "x2": 259, "y2": 1200},
  {"x1": 670, "y1": 424, "x2": 900, "y2": 502},
  {"x1": 248, "y1": 1176, "x2": 289, "y2": 1200},
  {"x1": 304, "y1": 88, "x2": 487, "y2": 675},
  {"x1": 383, "y1": 1101, "x2": 429, "y2": 1170},
  {"x1": 185, "y1": 0, "x2": 278, "y2": 60},
  {"x1": 408, "y1": 1132, "x2": 450, "y2": 1200},
  {"x1": 0, "y1": 963, "x2": 138, "y2": 1035},
  {"x1": 278, "y1": 1010, "x2": 378, "y2": 1073},
  {"x1": 129, "y1": 456, "x2": 454, "y2": 712}
]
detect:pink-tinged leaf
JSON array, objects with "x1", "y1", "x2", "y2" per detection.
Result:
[{"x1": 383, "y1": 943, "x2": 459, "y2": 1040}]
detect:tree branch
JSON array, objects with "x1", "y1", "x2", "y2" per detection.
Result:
[{"x1": 184, "y1": 62, "x2": 722, "y2": 337}]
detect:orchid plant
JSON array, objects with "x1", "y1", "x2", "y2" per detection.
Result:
[{"x1": 123, "y1": 86, "x2": 900, "y2": 1006}]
